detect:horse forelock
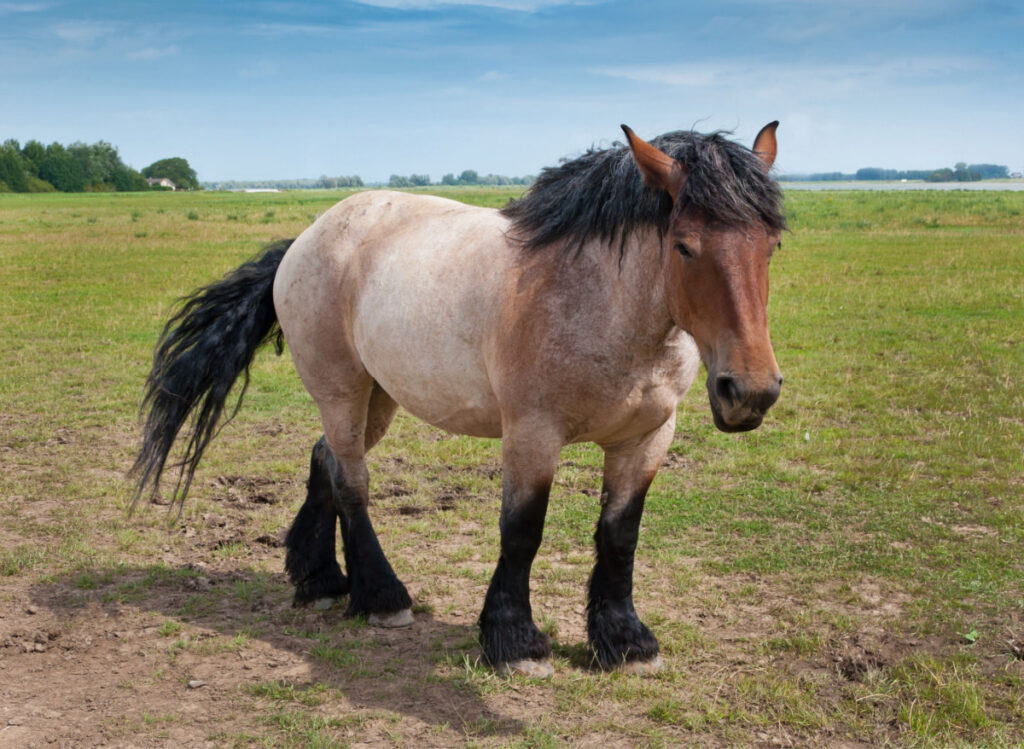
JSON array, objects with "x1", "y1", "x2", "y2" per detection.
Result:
[{"x1": 501, "y1": 130, "x2": 786, "y2": 256}]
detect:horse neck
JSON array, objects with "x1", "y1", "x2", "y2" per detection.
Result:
[{"x1": 555, "y1": 230, "x2": 676, "y2": 351}]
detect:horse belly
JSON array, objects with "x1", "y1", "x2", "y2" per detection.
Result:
[
  {"x1": 351, "y1": 230, "x2": 505, "y2": 438},
  {"x1": 358, "y1": 327, "x2": 502, "y2": 438}
]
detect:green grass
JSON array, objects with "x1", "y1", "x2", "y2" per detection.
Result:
[{"x1": 1, "y1": 186, "x2": 1023, "y2": 746}]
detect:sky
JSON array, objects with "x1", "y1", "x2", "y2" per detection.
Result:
[{"x1": 2, "y1": 0, "x2": 1022, "y2": 182}]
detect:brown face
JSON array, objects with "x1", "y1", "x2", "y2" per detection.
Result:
[
  {"x1": 663, "y1": 210, "x2": 782, "y2": 432},
  {"x1": 621, "y1": 121, "x2": 783, "y2": 432}
]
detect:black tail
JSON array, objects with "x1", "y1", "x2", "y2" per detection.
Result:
[{"x1": 131, "y1": 239, "x2": 294, "y2": 510}]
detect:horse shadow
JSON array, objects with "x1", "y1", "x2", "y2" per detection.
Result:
[{"x1": 28, "y1": 562, "x2": 522, "y2": 738}]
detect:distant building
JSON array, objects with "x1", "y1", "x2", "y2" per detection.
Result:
[{"x1": 146, "y1": 177, "x2": 177, "y2": 190}]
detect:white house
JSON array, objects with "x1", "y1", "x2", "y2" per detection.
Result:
[{"x1": 146, "y1": 177, "x2": 177, "y2": 190}]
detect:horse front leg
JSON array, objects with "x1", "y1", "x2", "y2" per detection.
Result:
[
  {"x1": 589, "y1": 416, "x2": 676, "y2": 673},
  {"x1": 478, "y1": 428, "x2": 560, "y2": 677}
]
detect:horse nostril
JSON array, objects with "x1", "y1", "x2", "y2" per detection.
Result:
[{"x1": 715, "y1": 375, "x2": 739, "y2": 405}]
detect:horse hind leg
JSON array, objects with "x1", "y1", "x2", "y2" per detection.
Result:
[
  {"x1": 322, "y1": 381, "x2": 412, "y2": 622},
  {"x1": 285, "y1": 383, "x2": 405, "y2": 619},
  {"x1": 286, "y1": 437, "x2": 349, "y2": 608}
]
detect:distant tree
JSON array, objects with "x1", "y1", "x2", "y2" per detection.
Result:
[
  {"x1": 441, "y1": 173, "x2": 457, "y2": 185},
  {"x1": 409, "y1": 174, "x2": 430, "y2": 186},
  {"x1": 20, "y1": 140, "x2": 45, "y2": 177},
  {"x1": 388, "y1": 174, "x2": 414, "y2": 188},
  {"x1": 458, "y1": 169, "x2": 479, "y2": 185},
  {"x1": 856, "y1": 167, "x2": 901, "y2": 181},
  {"x1": 926, "y1": 168, "x2": 954, "y2": 182},
  {"x1": 113, "y1": 165, "x2": 150, "y2": 192},
  {"x1": 40, "y1": 142, "x2": 86, "y2": 192},
  {"x1": 69, "y1": 141, "x2": 121, "y2": 190},
  {"x1": 142, "y1": 157, "x2": 199, "y2": 190},
  {"x1": 317, "y1": 175, "x2": 364, "y2": 188},
  {"x1": 952, "y1": 163, "x2": 981, "y2": 182},
  {"x1": 0, "y1": 144, "x2": 29, "y2": 192},
  {"x1": 968, "y1": 163, "x2": 1009, "y2": 179},
  {"x1": 0, "y1": 138, "x2": 149, "y2": 192}
]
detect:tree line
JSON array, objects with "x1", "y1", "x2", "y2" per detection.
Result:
[
  {"x1": 0, "y1": 139, "x2": 198, "y2": 193},
  {"x1": 785, "y1": 163, "x2": 1009, "y2": 183},
  {"x1": 391, "y1": 170, "x2": 533, "y2": 188},
  {"x1": 205, "y1": 171, "x2": 534, "y2": 191},
  {"x1": 206, "y1": 175, "x2": 366, "y2": 190}
]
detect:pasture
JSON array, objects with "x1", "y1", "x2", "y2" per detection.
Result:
[{"x1": 1, "y1": 187, "x2": 1022, "y2": 746}]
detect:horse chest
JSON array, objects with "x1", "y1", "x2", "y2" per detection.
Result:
[{"x1": 567, "y1": 343, "x2": 701, "y2": 444}]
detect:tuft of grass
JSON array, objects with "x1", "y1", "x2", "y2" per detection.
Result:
[
  {"x1": 158, "y1": 619, "x2": 184, "y2": 637},
  {"x1": 889, "y1": 655, "x2": 994, "y2": 738},
  {"x1": 0, "y1": 545, "x2": 47, "y2": 576},
  {"x1": 261, "y1": 710, "x2": 346, "y2": 748},
  {"x1": 248, "y1": 680, "x2": 331, "y2": 707}
]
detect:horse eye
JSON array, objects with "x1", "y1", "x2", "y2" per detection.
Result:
[{"x1": 674, "y1": 242, "x2": 693, "y2": 259}]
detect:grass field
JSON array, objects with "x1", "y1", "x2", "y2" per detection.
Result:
[{"x1": 1, "y1": 186, "x2": 1022, "y2": 747}]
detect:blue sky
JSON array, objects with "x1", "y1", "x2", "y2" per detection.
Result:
[{"x1": 2, "y1": 0, "x2": 1022, "y2": 182}]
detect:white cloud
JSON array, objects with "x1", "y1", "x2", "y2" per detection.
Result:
[
  {"x1": 244, "y1": 18, "x2": 455, "y2": 37},
  {"x1": 246, "y1": 22, "x2": 337, "y2": 36},
  {"x1": 125, "y1": 45, "x2": 179, "y2": 61},
  {"x1": 53, "y1": 20, "x2": 119, "y2": 45},
  {"x1": 592, "y1": 55, "x2": 990, "y2": 98},
  {"x1": 0, "y1": 2, "x2": 52, "y2": 12},
  {"x1": 479, "y1": 70, "x2": 511, "y2": 82},
  {"x1": 351, "y1": 0, "x2": 600, "y2": 11}
]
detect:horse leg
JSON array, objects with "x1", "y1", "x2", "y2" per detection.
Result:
[
  {"x1": 314, "y1": 386, "x2": 411, "y2": 625},
  {"x1": 285, "y1": 384, "x2": 399, "y2": 609},
  {"x1": 285, "y1": 436, "x2": 349, "y2": 607},
  {"x1": 478, "y1": 427, "x2": 560, "y2": 677},
  {"x1": 588, "y1": 416, "x2": 676, "y2": 673}
]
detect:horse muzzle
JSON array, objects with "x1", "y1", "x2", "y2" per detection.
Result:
[{"x1": 706, "y1": 371, "x2": 782, "y2": 433}]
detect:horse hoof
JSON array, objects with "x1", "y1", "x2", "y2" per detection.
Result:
[
  {"x1": 498, "y1": 659, "x2": 554, "y2": 679},
  {"x1": 368, "y1": 608, "x2": 414, "y2": 628},
  {"x1": 617, "y1": 654, "x2": 664, "y2": 676},
  {"x1": 311, "y1": 597, "x2": 337, "y2": 611}
]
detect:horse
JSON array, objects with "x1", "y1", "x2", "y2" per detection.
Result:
[{"x1": 133, "y1": 122, "x2": 786, "y2": 678}]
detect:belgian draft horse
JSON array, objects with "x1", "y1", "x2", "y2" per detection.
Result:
[{"x1": 134, "y1": 123, "x2": 786, "y2": 677}]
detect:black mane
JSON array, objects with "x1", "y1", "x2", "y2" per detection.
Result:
[{"x1": 501, "y1": 129, "x2": 786, "y2": 254}]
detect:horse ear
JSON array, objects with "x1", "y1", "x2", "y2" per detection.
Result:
[
  {"x1": 621, "y1": 125, "x2": 686, "y2": 201},
  {"x1": 752, "y1": 121, "x2": 779, "y2": 170}
]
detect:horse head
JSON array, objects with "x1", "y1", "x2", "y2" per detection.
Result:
[{"x1": 622, "y1": 123, "x2": 783, "y2": 432}]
